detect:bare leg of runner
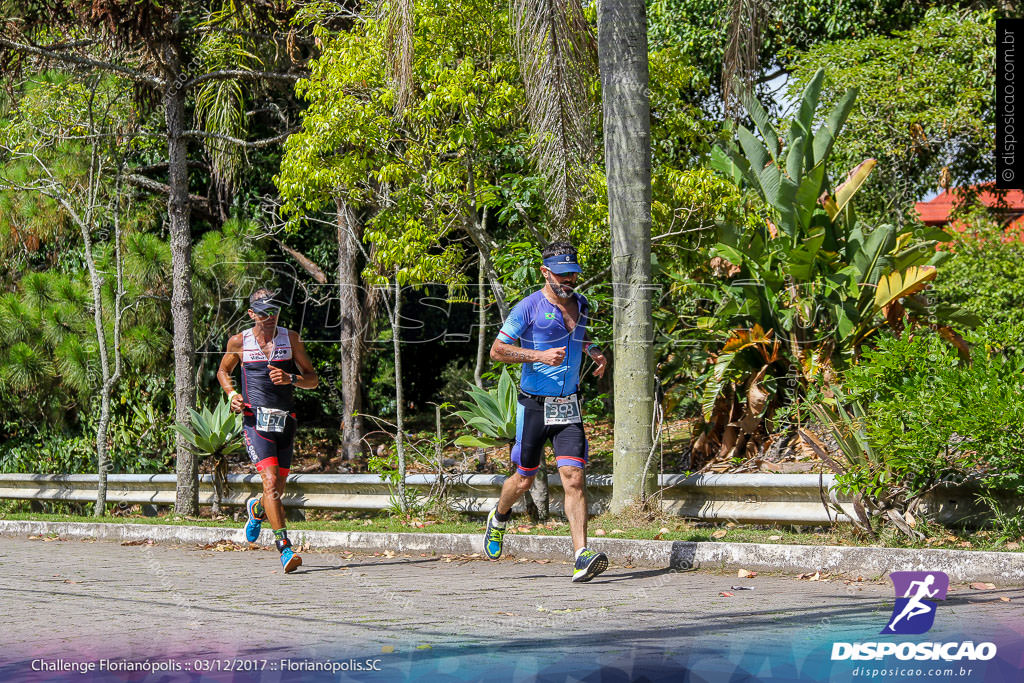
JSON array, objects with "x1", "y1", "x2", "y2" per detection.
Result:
[
  {"x1": 559, "y1": 465, "x2": 587, "y2": 553},
  {"x1": 260, "y1": 465, "x2": 287, "y2": 531}
]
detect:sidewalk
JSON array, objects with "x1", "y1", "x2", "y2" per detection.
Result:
[{"x1": 1, "y1": 519, "x2": 1021, "y2": 585}]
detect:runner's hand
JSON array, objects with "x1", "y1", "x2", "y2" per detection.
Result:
[
  {"x1": 538, "y1": 346, "x2": 567, "y2": 366},
  {"x1": 229, "y1": 392, "x2": 244, "y2": 413},
  {"x1": 269, "y1": 366, "x2": 292, "y2": 385},
  {"x1": 590, "y1": 349, "x2": 608, "y2": 379}
]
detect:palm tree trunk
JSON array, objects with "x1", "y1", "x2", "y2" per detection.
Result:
[
  {"x1": 337, "y1": 197, "x2": 365, "y2": 462},
  {"x1": 599, "y1": 0, "x2": 655, "y2": 512},
  {"x1": 165, "y1": 49, "x2": 199, "y2": 515}
]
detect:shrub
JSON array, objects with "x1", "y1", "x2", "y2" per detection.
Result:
[
  {"x1": 841, "y1": 323, "x2": 1024, "y2": 500},
  {"x1": 930, "y1": 218, "x2": 1024, "y2": 328}
]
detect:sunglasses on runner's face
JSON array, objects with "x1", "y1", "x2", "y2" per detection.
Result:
[{"x1": 251, "y1": 307, "x2": 280, "y2": 319}]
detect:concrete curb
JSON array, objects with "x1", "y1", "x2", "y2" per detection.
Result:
[{"x1": 1, "y1": 520, "x2": 1022, "y2": 585}]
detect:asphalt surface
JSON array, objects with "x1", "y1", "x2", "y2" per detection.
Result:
[{"x1": 2, "y1": 534, "x2": 1023, "y2": 681}]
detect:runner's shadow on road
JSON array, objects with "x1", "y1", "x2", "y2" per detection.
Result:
[
  {"x1": 596, "y1": 567, "x2": 686, "y2": 582},
  {"x1": 294, "y1": 558, "x2": 440, "y2": 574},
  {"x1": 509, "y1": 567, "x2": 693, "y2": 582}
]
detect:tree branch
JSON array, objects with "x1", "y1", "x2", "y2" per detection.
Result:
[
  {"x1": 0, "y1": 38, "x2": 164, "y2": 88},
  {"x1": 274, "y1": 239, "x2": 328, "y2": 284},
  {"x1": 181, "y1": 129, "x2": 298, "y2": 148},
  {"x1": 756, "y1": 66, "x2": 788, "y2": 84},
  {"x1": 124, "y1": 174, "x2": 209, "y2": 207},
  {"x1": 184, "y1": 69, "x2": 307, "y2": 89}
]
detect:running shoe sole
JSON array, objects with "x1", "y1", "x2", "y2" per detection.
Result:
[
  {"x1": 244, "y1": 497, "x2": 265, "y2": 543},
  {"x1": 283, "y1": 553, "x2": 303, "y2": 573},
  {"x1": 572, "y1": 553, "x2": 609, "y2": 583}
]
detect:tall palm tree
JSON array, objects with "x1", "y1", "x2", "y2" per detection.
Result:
[{"x1": 597, "y1": 0, "x2": 655, "y2": 511}]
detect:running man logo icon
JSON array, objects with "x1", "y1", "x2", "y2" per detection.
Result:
[{"x1": 881, "y1": 571, "x2": 950, "y2": 635}]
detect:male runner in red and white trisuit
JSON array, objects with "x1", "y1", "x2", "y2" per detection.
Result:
[{"x1": 217, "y1": 288, "x2": 318, "y2": 572}]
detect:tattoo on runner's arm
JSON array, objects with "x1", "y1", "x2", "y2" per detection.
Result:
[{"x1": 491, "y1": 340, "x2": 536, "y2": 364}]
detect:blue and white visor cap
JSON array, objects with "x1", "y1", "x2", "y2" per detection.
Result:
[
  {"x1": 249, "y1": 295, "x2": 284, "y2": 314},
  {"x1": 542, "y1": 253, "x2": 582, "y2": 274}
]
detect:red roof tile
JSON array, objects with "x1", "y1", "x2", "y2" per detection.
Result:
[{"x1": 915, "y1": 186, "x2": 1024, "y2": 225}]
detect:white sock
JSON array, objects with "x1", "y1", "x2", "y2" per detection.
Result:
[
  {"x1": 575, "y1": 547, "x2": 586, "y2": 560},
  {"x1": 490, "y1": 508, "x2": 507, "y2": 528}
]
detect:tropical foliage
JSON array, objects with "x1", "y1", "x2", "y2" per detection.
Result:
[
  {"x1": 788, "y1": 8, "x2": 995, "y2": 223},
  {"x1": 692, "y1": 68, "x2": 974, "y2": 465},
  {"x1": 0, "y1": 0, "x2": 1015, "y2": 536}
]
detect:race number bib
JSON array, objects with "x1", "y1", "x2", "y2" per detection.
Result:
[
  {"x1": 255, "y1": 406, "x2": 288, "y2": 433},
  {"x1": 543, "y1": 394, "x2": 581, "y2": 426}
]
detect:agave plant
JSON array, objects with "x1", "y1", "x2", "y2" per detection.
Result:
[
  {"x1": 453, "y1": 367, "x2": 518, "y2": 450},
  {"x1": 171, "y1": 396, "x2": 243, "y2": 513}
]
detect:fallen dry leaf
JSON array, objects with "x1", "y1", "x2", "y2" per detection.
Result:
[
  {"x1": 970, "y1": 582, "x2": 996, "y2": 590},
  {"x1": 719, "y1": 591, "x2": 734, "y2": 597},
  {"x1": 594, "y1": 529, "x2": 606, "y2": 536},
  {"x1": 1006, "y1": 543, "x2": 1020, "y2": 550},
  {"x1": 1001, "y1": 597, "x2": 1012, "y2": 603},
  {"x1": 659, "y1": 527, "x2": 670, "y2": 534},
  {"x1": 768, "y1": 535, "x2": 782, "y2": 541},
  {"x1": 711, "y1": 530, "x2": 728, "y2": 539},
  {"x1": 381, "y1": 646, "x2": 395, "y2": 654},
  {"x1": 738, "y1": 569, "x2": 757, "y2": 579},
  {"x1": 610, "y1": 529, "x2": 625, "y2": 534}
]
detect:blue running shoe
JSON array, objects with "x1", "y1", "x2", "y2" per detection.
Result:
[
  {"x1": 571, "y1": 548, "x2": 608, "y2": 583},
  {"x1": 245, "y1": 496, "x2": 266, "y2": 543},
  {"x1": 280, "y1": 543, "x2": 302, "y2": 573},
  {"x1": 483, "y1": 508, "x2": 507, "y2": 560}
]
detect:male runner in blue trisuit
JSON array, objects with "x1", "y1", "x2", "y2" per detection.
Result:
[
  {"x1": 217, "y1": 288, "x2": 318, "y2": 573},
  {"x1": 484, "y1": 241, "x2": 610, "y2": 582}
]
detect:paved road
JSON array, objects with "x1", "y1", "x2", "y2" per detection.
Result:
[{"x1": 2, "y1": 534, "x2": 1023, "y2": 681}]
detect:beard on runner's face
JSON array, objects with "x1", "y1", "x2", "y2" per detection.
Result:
[{"x1": 545, "y1": 271, "x2": 577, "y2": 298}]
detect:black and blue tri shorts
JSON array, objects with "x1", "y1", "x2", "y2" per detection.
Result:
[{"x1": 510, "y1": 392, "x2": 588, "y2": 477}]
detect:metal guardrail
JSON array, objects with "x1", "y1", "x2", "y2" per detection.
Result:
[{"x1": 0, "y1": 473, "x2": 989, "y2": 525}]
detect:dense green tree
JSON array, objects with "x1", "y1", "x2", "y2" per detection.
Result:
[
  {"x1": 647, "y1": 0, "x2": 988, "y2": 108},
  {"x1": 279, "y1": 0, "x2": 533, "y2": 465},
  {"x1": 1, "y1": 0, "x2": 309, "y2": 512},
  {"x1": 788, "y1": 8, "x2": 995, "y2": 222}
]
